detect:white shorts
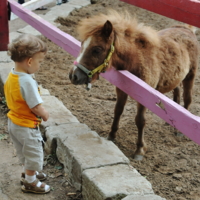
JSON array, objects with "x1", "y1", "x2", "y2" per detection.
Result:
[{"x1": 8, "y1": 118, "x2": 44, "y2": 171}]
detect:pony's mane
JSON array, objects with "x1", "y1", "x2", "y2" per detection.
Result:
[{"x1": 77, "y1": 10, "x2": 160, "y2": 47}]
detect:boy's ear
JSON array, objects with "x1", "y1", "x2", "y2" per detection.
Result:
[{"x1": 27, "y1": 58, "x2": 32, "y2": 66}]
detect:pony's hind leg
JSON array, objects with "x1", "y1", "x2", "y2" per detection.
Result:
[
  {"x1": 173, "y1": 86, "x2": 180, "y2": 104},
  {"x1": 175, "y1": 70, "x2": 196, "y2": 137},
  {"x1": 172, "y1": 87, "x2": 183, "y2": 136},
  {"x1": 108, "y1": 87, "x2": 128, "y2": 141},
  {"x1": 165, "y1": 86, "x2": 180, "y2": 127},
  {"x1": 182, "y1": 72, "x2": 195, "y2": 110},
  {"x1": 134, "y1": 103, "x2": 147, "y2": 161}
]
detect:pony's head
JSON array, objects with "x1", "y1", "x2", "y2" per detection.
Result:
[
  {"x1": 69, "y1": 10, "x2": 160, "y2": 90},
  {"x1": 69, "y1": 14, "x2": 115, "y2": 90}
]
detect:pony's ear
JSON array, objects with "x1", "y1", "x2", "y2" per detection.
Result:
[
  {"x1": 101, "y1": 20, "x2": 113, "y2": 39},
  {"x1": 135, "y1": 34, "x2": 149, "y2": 48}
]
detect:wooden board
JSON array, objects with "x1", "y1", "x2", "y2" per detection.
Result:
[
  {"x1": 0, "y1": 0, "x2": 9, "y2": 51},
  {"x1": 120, "y1": 0, "x2": 200, "y2": 28}
]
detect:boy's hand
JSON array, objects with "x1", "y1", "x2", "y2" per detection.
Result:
[
  {"x1": 42, "y1": 111, "x2": 49, "y2": 121},
  {"x1": 31, "y1": 104, "x2": 49, "y2": 121}
]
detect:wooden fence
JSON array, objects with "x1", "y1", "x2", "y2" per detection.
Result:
[
  {"x1": 121, "y1": 0, "x2": 200, "y2": 28},
  {"x1": 7, "y1": 0, "x2": 200, "y2": 145}
]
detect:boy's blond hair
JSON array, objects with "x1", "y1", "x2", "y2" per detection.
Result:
[{"x1": 7, "y1": 34, "x2": 47, "y2": 62}]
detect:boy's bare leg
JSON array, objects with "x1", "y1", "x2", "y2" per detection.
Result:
[{"x1": 26, "y1": 170, "x2": 35, "y2": 176}]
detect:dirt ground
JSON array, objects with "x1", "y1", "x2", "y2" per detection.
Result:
[{"x1": 2, "y1": 0, "x2": 200, "y2": 200}]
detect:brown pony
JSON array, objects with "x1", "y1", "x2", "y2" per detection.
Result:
[{"x1": 69, "y1": 10, "x2": 199, "y2": 160}]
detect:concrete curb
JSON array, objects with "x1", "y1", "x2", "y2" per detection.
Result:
[{"x1": 0, "y1": 1, "x2": 166, "y2": 199}]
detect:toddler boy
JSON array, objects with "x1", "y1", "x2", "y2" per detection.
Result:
[{"x1": 4, "y1": 34, "x2": 50, "y2": 194}]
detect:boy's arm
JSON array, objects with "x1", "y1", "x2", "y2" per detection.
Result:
[{"x1": 31, "y1": 104, "x2": 49, "y2": 121}]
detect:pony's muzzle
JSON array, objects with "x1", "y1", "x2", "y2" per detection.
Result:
[{"x1": 69, "y1": 67, "x2": 88, "y2": 85}]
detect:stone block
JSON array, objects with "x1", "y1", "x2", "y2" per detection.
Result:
[
  {"x1": 0, "y1": 52, "x2": 12, "y2": 64},
  {"x1": 18, "y1": 25, "x2": 41, "y2": 36},
  {"x1": 0, "y1": 63, "x2": 13, "y2": 94},
  {"x1": 41, "y1": 13, "x2": 59, "y2": 24},
  {"x1": 9, "y1": 32, "x2": 22, "y2": 42},
  {"x1": 82, "y1": 164, "x2": 154, "y2": 200},
  {"x1": 41, "y1": 96, "x2": 79, "y2": 128},
  {"x1": 0, "y1": 63, "x2": 12, "y2": 84},
  {"x1": 44, "y1": 123, "x2": 90, "y2": 154},
  {"x1": 122, "y1": 194, "x2": 166, "y2": 200},
  {"x1": 45, "y1": 124, "x2": 129, "y2": 190},
  {"x1": 48, "y1": 4, "x2": 76, "y2": 19},
  {"x1": 69, "y1": 0, "x2": 90, "y2": 7},
  {"x1": 39, "y1": 85, "x2": 50, "y2": 96}
]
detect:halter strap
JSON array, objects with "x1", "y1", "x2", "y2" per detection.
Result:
[
  {"x1": 89, "y1": 43, "x2": 115, "y2": 77},
  {"x1": 74, "y1": 62, "x2": 93, "y2": 77},
  {"x1": 74, "y1": 43, "x2": 115, "y2": 78}
]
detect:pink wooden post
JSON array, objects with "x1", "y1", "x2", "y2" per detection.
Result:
[
  {"x1": 120, "y1": 0, "x2": 200, "y2": 28},
  {"x1": 0, "y1": 0, "x2": 9, "y2": 51}
]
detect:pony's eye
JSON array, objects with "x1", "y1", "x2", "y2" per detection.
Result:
[{"x1": 92, "y1": 47, "x2": 103, "y2": 56}]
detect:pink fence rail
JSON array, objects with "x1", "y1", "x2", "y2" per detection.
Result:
[
  {"x1": 121, "y1": 0, "x2": 200, "y2": 28},
  {"x1": 8, "y1": 0, "x2": 200, "y2": 145}
]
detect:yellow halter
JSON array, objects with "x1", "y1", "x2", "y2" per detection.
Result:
[
  {"x1": 74, "y1": 43, "x2": 115, "y2": 90},
  {"x1": 88, "y1": 43, "x2": 115, "y2": 77},
  {"x1": 74, "y1": 43, "x2": 115, "y2": 78}
]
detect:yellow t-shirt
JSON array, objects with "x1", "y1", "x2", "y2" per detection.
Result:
[{"x1": 4, "y1": 68, "x2": 43, "y2": 128}]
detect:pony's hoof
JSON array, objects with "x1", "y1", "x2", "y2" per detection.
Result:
[
  {"x1": 107, "y1": 135, "x2": 115, "y2": 141},
  {"x1": 134, "y1": 155, "x2": 144, "y2": 161},
  {"x1": 174, "y1": 131, "x2": 184, "y2": 137}
]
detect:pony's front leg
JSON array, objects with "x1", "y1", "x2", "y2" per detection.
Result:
[
  {"x1": 134, "y1": 103, "x2": 147, "y2": 161},
  {"x1": 108, "y1": 87, "x2": 128, "y2": 141}
]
